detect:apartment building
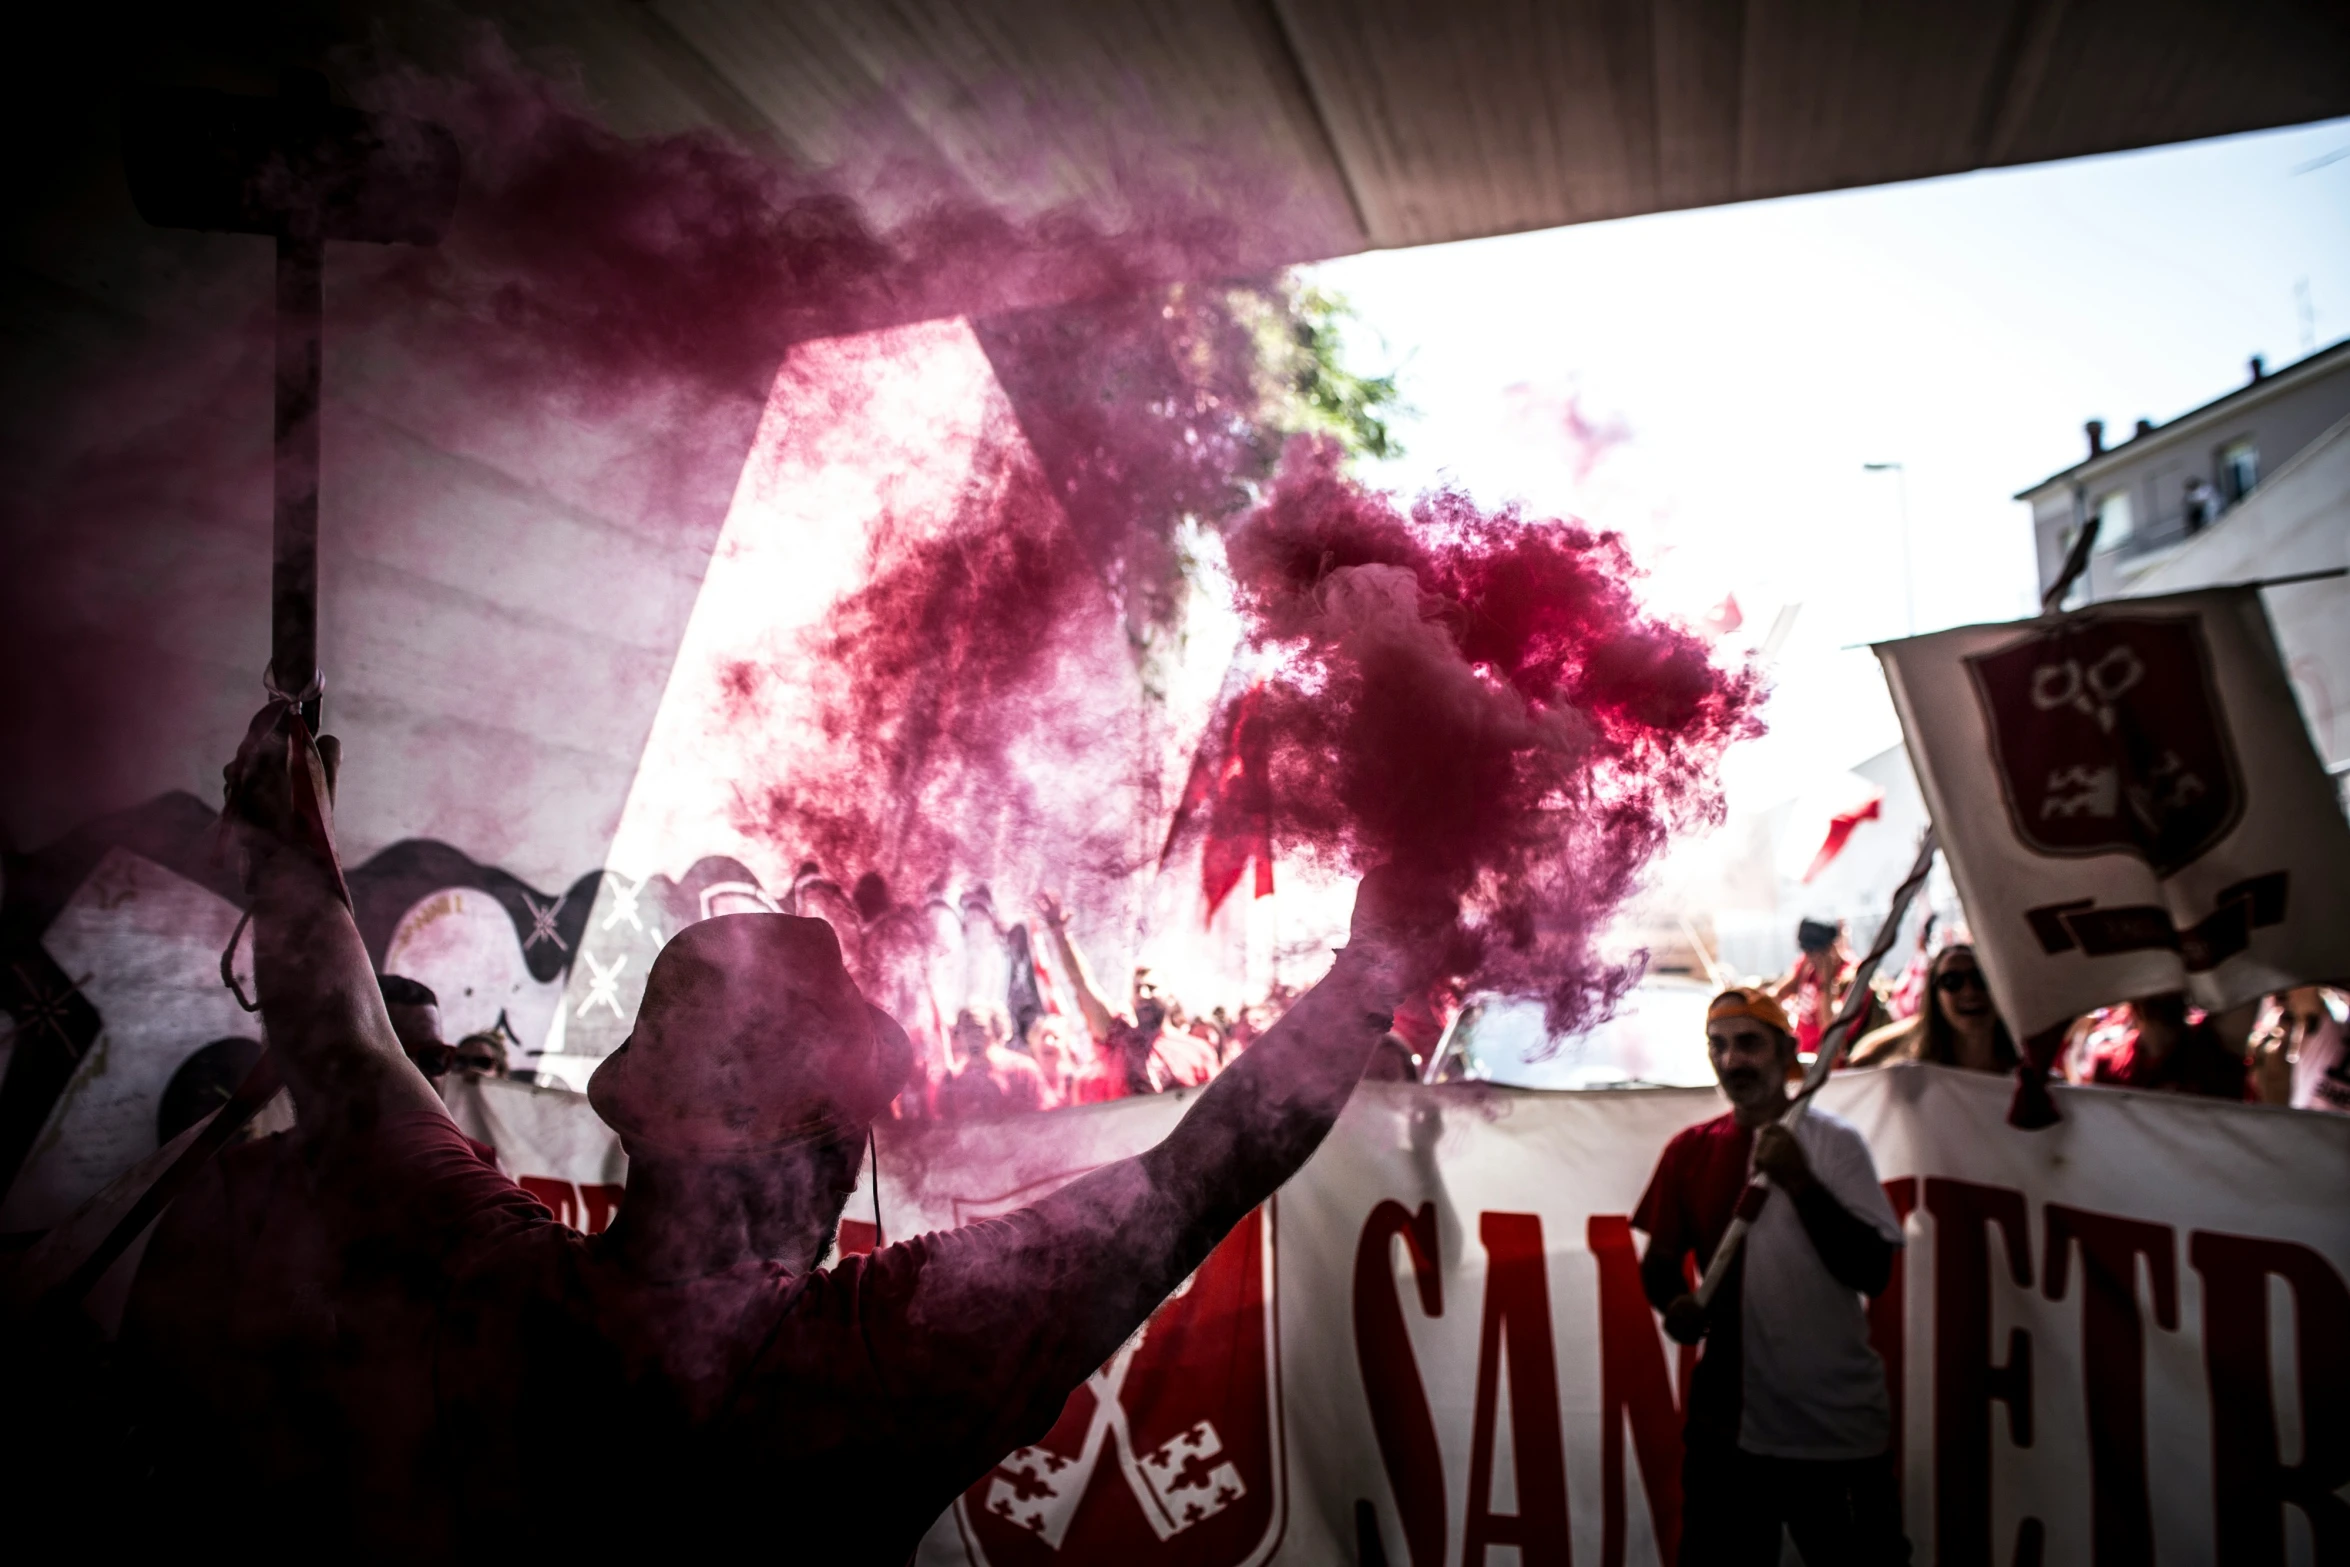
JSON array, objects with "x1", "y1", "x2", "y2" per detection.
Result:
[
  {"x1": 2018, "y1": 339, "x2": 2350, "y2": 605},
  {"x1": 2017, "y1": 340, "x2": 2350, "y2": 787}
]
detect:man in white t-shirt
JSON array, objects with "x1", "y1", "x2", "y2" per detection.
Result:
[{"x1": 1634, "y1": 987, "x2": 1909, "y2": 1565}]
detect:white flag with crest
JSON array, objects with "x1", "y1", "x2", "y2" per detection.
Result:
[{"x1": 1876, "y1": 586, "x2": 2350, "y2": 1038}]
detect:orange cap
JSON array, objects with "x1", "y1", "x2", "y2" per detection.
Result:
[
  {"x1": 1706, "y1": 986, "x2": 1792, "y2": 1038},
  {"x1": 588, "y1": 914, "x2": 912, "y2": 1154}
]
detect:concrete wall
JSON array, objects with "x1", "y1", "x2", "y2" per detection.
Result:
[
  {"x1": 5, "y1": 158, "x2": 779, "y2": 905},
  {"x1": 0, "y1": 232, "x2": 759, "y2": 893}
]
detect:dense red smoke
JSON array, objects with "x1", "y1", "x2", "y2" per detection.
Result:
[
  {"x1": 1213, "y1": 441, "x2": 1765, "y2": 1031},
  {"x1": 758, "y1": 418, "x2": 1761, "y2": 1037},
  {"x1": 353, "y1": 40, "x2": 1267, "y2": 414},
  {"x1": 0, "y1": 33, "x2": 1296, "y2": 861},
  {"x1": 973, "y1": 291, "x2": 1269, "y2": 638},
  {"x1": 8, "y1": 31, "x2": 1756, "y2": 1037},
  {"x1": 739, "y1": 390, "x2": 1145, "y2": 904}
]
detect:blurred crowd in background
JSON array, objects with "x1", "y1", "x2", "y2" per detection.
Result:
[
  {"x1": 331, "y1": 875, "x2": 2345, "y2": 1137},
  {"x1": 873, "y1": 898, "x2": 2349, "y2": 1122}
]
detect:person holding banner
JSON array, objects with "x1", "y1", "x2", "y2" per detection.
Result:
[
  {"x1": 161, "y1": 702, "x2": 1447, "y2": 1562},
  {"x1": 1634, "y1": 987, "x2": 1909, "y2": 1566}
]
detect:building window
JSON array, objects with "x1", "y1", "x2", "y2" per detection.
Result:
[
  {"x1": 2094, "y1": 489, "x2": 2133, "y2": 550},
  {"x1": 2219, "y1": 439, "x2": 2259, "y2": 503}
]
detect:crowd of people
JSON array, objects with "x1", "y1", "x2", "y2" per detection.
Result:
[
  {"x1": 357, "y1": 883, "x2": 2341, "y2": 1128},
  {"x1": 20, "y1": 702, "x2": 2331, "y2": 1567},
  {"x1": 1775, "y1": 912, "x2": 2345, "y2": 1109},
  {"x1": 349, "y1": 869, "x2": 2339, "y2": 1567},
  {"x1": 832, "y1": 876, "x2": 1494, "y2": 1122},
  {"x1": 785, "y1": 877, "x2": 1304, "y2": 1123},
  {"x1": 746, "y1": 881, "x2": 2348, "y2": 1130}
]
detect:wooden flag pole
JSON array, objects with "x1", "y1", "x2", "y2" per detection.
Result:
[{"x1": 1691, "y1": 825, "x2": 1939, "y2": 1309}]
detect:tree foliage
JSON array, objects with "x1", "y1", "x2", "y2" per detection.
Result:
[{"x1": 1231, "y1": 278, "x2": 1406, "y2": 465}]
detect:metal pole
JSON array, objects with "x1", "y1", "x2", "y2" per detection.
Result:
[
  {"x1": 274, "y1": 227, "x2": 323, "y2": 730},
  {"x1": 272, "y1": 70, "x2": 328, "y2": 731},
  {"x1": 2042, "y1": 486, "x2": 2101, "y2": 615},
  {"x1": 1691, "y1": 826, "x2": 1938, "y2": 1308},
  {"x1": 1864, "y1": 462, "x2": 1912, "y2": 637},
  {"x1": 1896, "y1": 466, "x2": 1913, "y2": 636}
]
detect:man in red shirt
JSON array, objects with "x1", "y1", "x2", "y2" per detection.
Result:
[
  {"x1": 1634, "y1": 988, "x2": 1909, "y2": 1566},
  {"x1": 136, "y1": 704, "x2": 1443, "y2": 1562},
  {"x1": 1035, "y1": 897, "x2": 1220, "y2": 1093}
]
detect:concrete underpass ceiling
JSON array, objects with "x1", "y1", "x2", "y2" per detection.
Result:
[{"x1": 395, "y1": 0, "x2": 2349, "y2": 262}]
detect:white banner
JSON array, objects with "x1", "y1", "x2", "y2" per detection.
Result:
[
  {"x1": 464, "y1": 1067, "x2": 2349, "y2": 1565},
  {"x1": 877, "y1": 1072, "x2": 2346, "y2": 1567},
  {"x1": 1875, "y1": 587, "x2": 2350, "y2": 1038},
  {"x1": 446, "y1": 1075, "x2": 628, "y2": 1232}
]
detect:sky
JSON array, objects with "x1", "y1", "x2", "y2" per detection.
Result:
[{"x1": 1306, "y1": 116, "x2": 2350, "y2": 820}]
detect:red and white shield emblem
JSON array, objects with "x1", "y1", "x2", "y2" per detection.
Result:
[
  {"x1": 1966, "y1": 612, "x2": 2244, "y2": 878},
  {"x1": 945, "y1": 1200, "x2": 1284, "y2": 1565}
]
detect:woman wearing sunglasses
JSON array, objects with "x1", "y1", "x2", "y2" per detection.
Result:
[{"x1": 1849, "y1": 944, "x2": 2018, "y2": 1073}]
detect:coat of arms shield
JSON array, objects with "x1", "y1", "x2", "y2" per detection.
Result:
[
  {"x1": 1965, "y1": 613, "x2": 2244, "y2": 879},
  {"x1": 950, "y1": 1205, "x2": 1283, "y2": 1565}
]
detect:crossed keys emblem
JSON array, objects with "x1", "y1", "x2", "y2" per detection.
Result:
[
  {"x1": 576, "y1": 951, "x2": 626, "y2": 1020},
  {"x1": 602, "y1": 876, "x2": 646, "y2": 934},
  {"x1": 520, "y1": 891, "x2": 569, "y2": 952},
  {"x1": 983, "y1": 1282, "x2": 1247, "y2": 1550}
]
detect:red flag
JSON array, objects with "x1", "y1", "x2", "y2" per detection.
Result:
[
  {"x1": 1803, "y1": 794, "x2": 1882, "y2": 882},
  {"x1": 1163, "y1": 683, "x2": 1276, "y2": 922}
]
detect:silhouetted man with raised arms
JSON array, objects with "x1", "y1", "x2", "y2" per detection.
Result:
[{"x1": 141, "y1": 704, "x2": 1444, "y2": 1562}]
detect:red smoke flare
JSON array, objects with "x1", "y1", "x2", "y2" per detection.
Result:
[
  {"x1": 1221, "y1": 440, "x2": 1764, "y2": 1034},
  {"x1": 7, "y1": 33, "x2": 1753, "y2": 1049}
]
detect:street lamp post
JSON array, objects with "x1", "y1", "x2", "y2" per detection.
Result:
[{"x1": 1864, "y1": 461, "x2": 1913, "y2": 637}]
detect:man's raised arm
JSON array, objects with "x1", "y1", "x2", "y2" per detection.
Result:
[
  {"x1": 1036, "y1": 892, "x2": 1121, "y2": 1047},
  {"x1": 226, "y1": 706, "x2": 448, "y2": 1141},
  {"x1": 913, "y1": 870, "x2": 1447, "y2": 1393}
]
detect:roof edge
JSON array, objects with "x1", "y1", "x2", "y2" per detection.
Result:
[{"x1": 2013, "y1": 335, "x2": 2350, "y2": 503}]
